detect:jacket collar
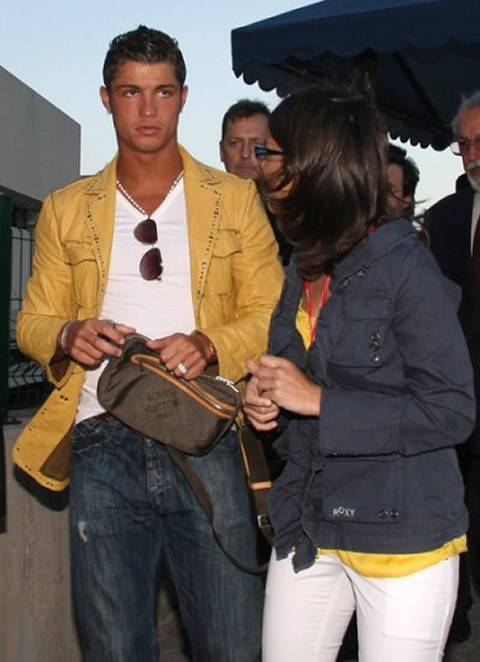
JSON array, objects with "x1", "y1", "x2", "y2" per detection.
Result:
[{"x1": 331, "y1": 219, "x2": 417, "y2": 288}]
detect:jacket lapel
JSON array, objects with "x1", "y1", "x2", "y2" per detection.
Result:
[
  {"x1": 180, "y1": 146, "x2": 222, "y2": 322},
  {"x1": 82, "y1": 157, "x2": 117, "y2": 314}
]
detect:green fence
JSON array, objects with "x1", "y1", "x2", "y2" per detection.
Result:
[
  {"x1": 4, "y1": 202, "x2": 47, "y2": 410},
  {"x1": 9, "y1": 217, "x2": 47, "y2": 407}
]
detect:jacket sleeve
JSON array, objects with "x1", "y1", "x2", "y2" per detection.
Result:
[
  {"x1": 318, "y1": 247, "x2": 475, "y2": 457},
  {"x1": 201, "y1": 183, "x2": 285, "y2": 384},
  {"x1": 16, "y1": 193, "x2": 76, "y2": 388}
]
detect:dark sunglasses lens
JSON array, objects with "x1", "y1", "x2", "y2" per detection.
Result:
[
  {"x1": 140, "y1": 247, "x2": 163, "y2": 280},
  {"x1": 134, "y1": 218, "x2": 158, "y2": 244},
  {"x1": 255, "y1": 146, "x2": 266, "y2": 160}
]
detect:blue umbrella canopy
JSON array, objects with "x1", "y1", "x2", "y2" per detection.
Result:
[{"x1": 231, "y1": 0, "x2": 480, "y2": 150}]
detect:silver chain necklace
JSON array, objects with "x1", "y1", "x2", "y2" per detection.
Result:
[{"x1": 116, "y1": 170, "x2": 184, "y2": 216}]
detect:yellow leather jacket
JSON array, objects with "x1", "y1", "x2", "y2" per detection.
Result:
[{"x1": 14, "y1": 147, "x2": 284, "y2": 491}]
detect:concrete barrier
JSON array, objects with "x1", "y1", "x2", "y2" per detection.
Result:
[
  {"x1": 0, "y1": 408, "x2": 189, "y2": 662},
  {"x1": 0, "y1": 409, "x2": 81, "y2": 661}
]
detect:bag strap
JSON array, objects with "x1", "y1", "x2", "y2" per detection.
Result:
[
  {"x1": 166, "y1": 445, "x2": 269, "y2": 575},
  {"x1": 238, "y1": 424, "x2": 274, "y2": 547}
]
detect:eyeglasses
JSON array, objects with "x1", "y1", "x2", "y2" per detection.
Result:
[
  {"x1": 134, "y1": 218, "x2": 163, "y2": 280},
  {"x1": 254, "y1": 143, "x2": 285, "y2": 161},
  {"x1": 450, "y1": 138, "x2": 480, "y2": 156}
]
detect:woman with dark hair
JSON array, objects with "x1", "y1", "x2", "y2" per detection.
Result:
[{"x1": 244, "y1": 86, "x2": 475, "y2": 662}]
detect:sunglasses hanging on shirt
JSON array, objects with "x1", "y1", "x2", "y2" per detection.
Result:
[
  {"x1": 116, "y1": 171, "x2": 184, "y2": 281},
  {"x1": 133, "y1": 218, "x2": 163, "y2": 280}
]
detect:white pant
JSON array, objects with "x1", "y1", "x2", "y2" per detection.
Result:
[{"x1": 262, "y1": 552, "x2": 459, "y2": 662}]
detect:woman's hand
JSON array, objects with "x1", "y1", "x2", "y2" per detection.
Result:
[
  {"x1": 250, "y1": 355, "x2": 322, "y2": 417},
  {"x1": 244, "y1": 359, "x2": 281, "y2": 431}
]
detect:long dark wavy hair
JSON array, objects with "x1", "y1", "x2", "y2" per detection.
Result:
[{"x1": 265, "y1": 85, "x2": 388, "y2": 279}]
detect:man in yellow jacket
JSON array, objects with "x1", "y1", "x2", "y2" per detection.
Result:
[{"x1": 14, "y1": 25, "x2": 283, "y2": 662}]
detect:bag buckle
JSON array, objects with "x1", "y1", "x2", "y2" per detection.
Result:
[{"x1": 257, "y1": 513, "x2": 271, "y2": 530}]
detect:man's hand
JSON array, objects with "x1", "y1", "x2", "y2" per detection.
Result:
[
  {"x1": 147, "y1": 332, "x2": 213, "y2": 379},
  {"x1": 57, "y1": 319, "x2": 136, "y2": 368}
]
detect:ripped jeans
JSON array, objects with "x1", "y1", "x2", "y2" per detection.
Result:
[{"x1": 69, "y1": 415, "x2": 263, "y2": 662}]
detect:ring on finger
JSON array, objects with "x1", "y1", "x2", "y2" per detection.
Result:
[{"x1": 177, "y1": 362, "x2": 188, "y2": 375}]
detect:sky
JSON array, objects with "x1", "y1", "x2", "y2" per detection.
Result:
[{"x1": 1, "y1": 0, "x2": 465, "y2": 211}]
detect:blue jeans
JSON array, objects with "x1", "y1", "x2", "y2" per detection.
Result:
[{"x1": 69, "y1": 416, "x2": 263, "y2": 662}]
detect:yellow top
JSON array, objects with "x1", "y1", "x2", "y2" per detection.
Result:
[
  {"x1": 297, "y1": 305, "x2": 466, "y2": 577},
  {"x1": 318, "y1": 538, "x2": 466, "y2": 578}
]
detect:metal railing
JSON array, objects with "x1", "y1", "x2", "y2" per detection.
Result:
[{"x1": 8, "y1": 207, "x2": 48, "y2": 408}]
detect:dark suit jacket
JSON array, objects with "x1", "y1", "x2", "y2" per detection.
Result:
[{"x1": 428, "y1": 186, "x2": 480, "y2": 454}]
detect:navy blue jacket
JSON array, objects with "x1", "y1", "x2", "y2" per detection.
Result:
[{"x1": 267, "y1": 219, "x2": 475, "y2": 571}]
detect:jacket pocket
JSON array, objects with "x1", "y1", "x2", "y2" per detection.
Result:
[
  {"x1": 321, "y1": 455, "x2": 404, "y2": 525},
  {"x1": 331, "y1": 294, "x2": 393, "y2": 367},
  {"x1": 205, "y1": 230, "x2": 242, "y2": 295},
  {"x1": 63, "y1": 241, "x2": 99, "y2": 309}
]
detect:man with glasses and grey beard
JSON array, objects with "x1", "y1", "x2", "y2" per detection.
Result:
[
  {"x1": 13, "y1": 25, "x2": 283, "y2": 662},
  {"x1": 428, "y1": 90, "x2": 480, "y2": 646}
]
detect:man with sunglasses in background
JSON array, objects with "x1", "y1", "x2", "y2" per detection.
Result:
[
  {"x1": 13, "y1": 26, "x2": 283, "y2": 662},
  {"x1": 428, "y1": 90, "x2": 480, "y2": 647},
  {"x1": 220, "y1": 100, "x2": 292, "y2": 266},
  {"x1": 219, "y1": 98, "x2": 271, "y2": 181}
]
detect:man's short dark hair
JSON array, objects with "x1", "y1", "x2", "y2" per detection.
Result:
[
  {"x1": 388, "y1": 144, "x2": 420, "y2": 199},
  {"x1": 221, "y1": 99, "x2": 270, "y2": 140},
  {"x1": 103, "y1": 25, "x2": 186, "y2": 89}
]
